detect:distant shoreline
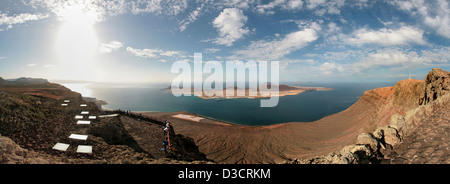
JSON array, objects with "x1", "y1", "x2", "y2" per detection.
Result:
[
  {"x1": 139, "y1": 80, "x2": 406, "y2": 163},
  {"x1": 165, "y1": 84, "x2": 334, "y2": 100}
]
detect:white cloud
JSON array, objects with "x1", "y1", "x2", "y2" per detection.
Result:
[
  {"x1": 27, "y1": 63, "x2": 37, "y2": 67},
  {"x1": 160, "y1": 50, "x2": 183, "y2": 57},
  {"x1": 422, "y1": 0, "x2": 450, "y2": 39},
  {"x1": 305, "y1": 0, "x2": 345, "y2": 15},
  {"x1": 256, "y1": 0, "x2": 304, "y2": 14},
  {"x1": 278, "y1": 58, "x2": 316, "y2": 70},
  {"x1": 377, "y1": 18, "x2": 394, "y2": 26},
  {"x1": 256, "y1": 0, "x2": 286, "y2": 14},
  {"x1": 180, "y1": 1, "x2": 260, "y2": 32},
  {"x1": 217, "y1": 0, "x2": 256, "y2": 9},
  {"x1": 351, "y1": 49, "x2": 420, "y2": 72},
  {"x1": 204, "y1": 48, "x2": 221, "y2": 54},
  {"x1": 0, "y1": 12, "x2": 49, "y2": 30},
  {"x1": 179, "y1": 4, "x2": 204, "y2": 31},
  {"x1": 252, "y1": 0, "x2": 349, "y2": 15},
  {"x1": 99, "y1": 41, "x2": 123, "y2": 53},
  {"x1": 344, "y1": 26, "x2": 427, "y2": 46},
  {"x1": 129, "y1": 0, "x2": 188, "y2": 15},
  {"x1": 126, "y1": 47, "x2": 160, "y2": 58},
  {"x1": 391, "y1": 0, "x2": 419, "y2": 11},
  {"x1": 319, "y1": 62, "x2": 344, "y2": 75},
  {"x1": 29, "y1": 0, "x2": 106, "y2": 23},
  {"x1": 326, "y1": 22, "x2": 341, "y2": 35},
  {"x1": 212, "y1": 8, "x2": 250, "y2": 46},
  {"x1": 0, "y1": 57, "x2": 6, "y2": 60},
  {"x1": 352, "y1": 0, "x2": 370, "y2": 9},
  {"x1": 287, "y1": 0, "x2": 304, "y2": 9},
  {"x1": 309, "y1": 47, "x2": 450, "y2": 74},
  {"x1": 28, "y1": 0, "x2": 189, "y2": 24},
  {"x1": 234, "y1": 24, "x2": 319, "y2": 60},
  {"x1": 126, "y1": 46, "x2": 184, "y2": 60},
  {"x1": 306, "y1": 0, "x2": 326, "y2": 9},
  {"x1": 391, "y1": 0, "x2": 450, "y2": 39}
]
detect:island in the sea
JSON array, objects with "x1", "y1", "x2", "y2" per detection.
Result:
[{"x1": 165, "y1": 84, "x2": 334, "y2": 100}]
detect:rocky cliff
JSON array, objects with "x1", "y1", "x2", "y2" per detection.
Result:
[
  {"x1": 284, "y1": 68, "x2": 450, "y2": 164},
  {"x1": 419, "y1": 68, "x2": 450, "y2": 105},
  {"x1": 153, "y1": 68, "x2": 449, "y2": 164}
]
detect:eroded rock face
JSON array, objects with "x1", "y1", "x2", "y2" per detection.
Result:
[
  {"x1": 420, "y1": 68, "x2": 450, "y2": 105},
  {"x1": 393, "y1": 79, "x2": 424, "y2": 111},
  {"x1": 357, "y1": 133, "x2": 379, "y2": 152}
]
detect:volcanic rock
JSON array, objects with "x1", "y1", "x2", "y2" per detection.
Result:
[{"x1": 420, "y1": 68, "x2": 450, "y2": 105}]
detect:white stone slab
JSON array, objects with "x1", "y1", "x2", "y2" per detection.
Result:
[
  {"x1": 81, "y1": 111, "x2": 89, "y2": 115},
  {"x1": 76, "y1": 145, "x2": 92, "y2": 154},
  {"x1": 61, "y1": 104, "x2": 68, "y2": 107},
  {"x1": 80, "y1": 104, "x2": 87, "y2": 107},
  {"x1": 64, "y1": 100, "x2": 70, "y2": 103},
  {"x1": 52, "y1": 143, "x2": 70, "y2": 151},
  {"x1": 77, "y1": 120, "x2": 91, "y2": 125},
  {"x1": 75, "y1": 115, "x2": 84, "y2": 119},
  {"x1": 98, "y1": 114, "x2": 119, "y2": 118},
  {"x1": 88, "y1": 116, "x2": 97, "y2": 120},
  {"x1": 69, "y1": 134, "x2": 88, "y2": 140},
  {"x1": 172, "y1": 114, "x2": 204, "y2": 122}
]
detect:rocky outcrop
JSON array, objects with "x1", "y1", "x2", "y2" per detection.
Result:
[
  {"x1": 419, "y1": 68, "x2": 450, "y2": 105},
  {"x1": 393, "y1": 79, "x2": 424, "y2": 112},
  {"x1": 1, "y1": 134, "x2": 29, "y2": 163},
  {"x1": 285, "y1": 68, "x2": 450, "y2": 164},
  {"x1": 284, "y1": 144, "x2": 376, "y2": 164}
]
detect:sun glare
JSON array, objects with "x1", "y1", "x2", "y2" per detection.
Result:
[{"x1": 54, "y1": 4, "x2": 99, "y2": 81}]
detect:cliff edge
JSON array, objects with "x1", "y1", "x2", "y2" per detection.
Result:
[
  {"x1": 151, "y1": 68, "x2": 449, "y2": 164},
  {"x1": 285, "y1": 68, "x2": 450, "y2": 164}
]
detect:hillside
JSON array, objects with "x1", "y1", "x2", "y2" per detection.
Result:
[{"x1": 0, "y1": 81, "x2": 210, "y2": 164}]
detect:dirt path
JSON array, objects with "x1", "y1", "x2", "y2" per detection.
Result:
[
  {"x1": 120, "y1": 116, "x2": 166, "y2": 159},
  {"x1": 387, "y1": 102, "x2": 450, "y2": 164}
]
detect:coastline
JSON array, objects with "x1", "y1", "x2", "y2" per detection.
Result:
[
  {"x1": 165, "y1": 84, "x2": 334, "y2": 100},
  {"x1": 135, "y1": 80, "x2": 422, "y2": 163},
  {"x1": 3, "y1": 69, "x2": 447, "y2": 164},
  {"x1": 69, "y1": 74, "x2": 446, "y2": 164}
]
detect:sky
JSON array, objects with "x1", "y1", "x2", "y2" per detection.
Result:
[{"x1": 0, "y1": 0, "x2": 449, "y2": 83}]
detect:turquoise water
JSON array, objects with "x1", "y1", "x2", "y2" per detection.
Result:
[{"x1": 63, "y1": 82, "x2": 395, "y2": 126}]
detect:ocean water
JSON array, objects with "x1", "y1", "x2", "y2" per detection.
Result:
[{"x1": 63, "y1": 82, "x2": 395, "y2": 126}]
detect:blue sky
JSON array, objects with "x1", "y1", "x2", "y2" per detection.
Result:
[{"x1": 0, "y1": 0, "x2": 449, "y2": 83}]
